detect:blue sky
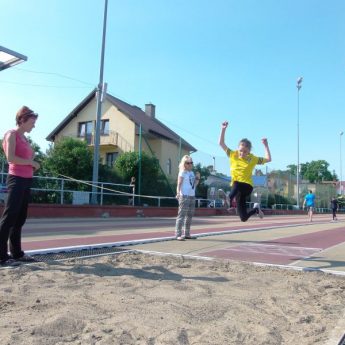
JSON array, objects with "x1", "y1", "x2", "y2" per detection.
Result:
[{"x1": 1, "y1": 0, "x2": 344, "y2": 177}]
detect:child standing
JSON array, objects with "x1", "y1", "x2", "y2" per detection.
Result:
[
  {"x1": 175, "y1": 155, "x2": 200, "y2": 240},
  {"x1": 219, "y1": 121, "x2": 271, "y2": 222},
  {"x1": 303, "y1": 190, "x2": 315, "y2": 222}
]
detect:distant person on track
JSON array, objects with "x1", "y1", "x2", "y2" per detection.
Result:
[
  {"x1": 0, "y1": 106, "x2": 40, "y2": 266},
  {"x1": 219, "y1": 121, "x2": 271, "y2": 222},
  {"x1": 175, "y1": 155, "x2": 200, "y2": 241},
  {"x1": 330, "y1": 197, "x2": 339, "y2": 221},
  {"x1": 303, "y1": 190, "x2": 315, "y2": 222}
]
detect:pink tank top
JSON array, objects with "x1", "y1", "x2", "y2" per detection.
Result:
[{"x1": 3, "y1": 130, "x2": 34, "y2": 178}]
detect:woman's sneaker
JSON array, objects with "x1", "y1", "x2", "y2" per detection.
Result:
[
  {"x1": 15, "y1": 254, "x2": 37, "y2": 263},
  {"x1": 253, "y1": 203, "x2": 264, "y2": 219},
  {"x1": 0, "y1": 258, "x2": 21, "y2": 267}
]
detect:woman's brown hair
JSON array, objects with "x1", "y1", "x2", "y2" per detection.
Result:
[{"x1": 16, "y1": 106, "x2": 38, "y2": 126}]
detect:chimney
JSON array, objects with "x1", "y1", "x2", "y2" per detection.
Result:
[{"x1": 145, "y1": 103, "x2": 155, "y2": 118}]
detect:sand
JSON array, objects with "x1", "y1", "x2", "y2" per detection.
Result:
[{"x1": 1, "y1": 252, "x2": 345, "y2": 345}]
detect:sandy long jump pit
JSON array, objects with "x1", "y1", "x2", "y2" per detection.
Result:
[{"x1": 1, "y1": 251, "x2": 345, "y2": 345}]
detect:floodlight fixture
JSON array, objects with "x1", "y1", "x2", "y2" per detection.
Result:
[
  {"x1": 296, "y1": 76, "x2": 303, "y2": 90},
  {"x1": 0, "y1": 46, "x2": 27, "y2": 71}
]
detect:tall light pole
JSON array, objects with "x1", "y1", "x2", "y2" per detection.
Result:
[
  {"x1": 340, "y1": 131, "x2": 344, "y2": 195},
  {"x1": 296, "y1": 76, "x2": 303, "y2": 208},
  {"x1": 91, "y1": 0, "x2": 108, "y2": 204}
]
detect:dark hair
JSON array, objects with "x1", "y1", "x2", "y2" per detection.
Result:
[
  {"x1": 239, "y1": 138, "x2": 252, "y2": 151},
  {"x1": 16, "y1": 106, "x2": 38, "y2": 126},
  {"x1": 309, "y1": 190, "x2": 313, "y2": 193}
]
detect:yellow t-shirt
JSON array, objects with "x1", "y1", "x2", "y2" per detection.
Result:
[{"x1": 226, "y1": 148, "x2": 266, "y2": 186}]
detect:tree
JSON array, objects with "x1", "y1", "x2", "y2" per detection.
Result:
[
  {"x1": 286, "y1": 161, "x2": 336, "y2": 183},
  {"x1": 27, "y1": 137, "x2": 46, "y2": 176},
  {"x1": 194, "y1": 163, "x2": 211, "y2": 198},
  {"x1": 286, "y1": 164, "x2": 297, "y2": 176},
  {"x1": 114, "y1": 152, "x2": 174, "y2": 204},
  {"x1": 43, "y1": 138, "x2": 93, "y2": 181},
  {"x1": 300, "y1": 160, "x2": 335, "y2": 183}
]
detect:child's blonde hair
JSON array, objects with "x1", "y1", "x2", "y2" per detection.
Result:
[{"x1": 178, "y1": 155, "x2": 193, "y2": 173}]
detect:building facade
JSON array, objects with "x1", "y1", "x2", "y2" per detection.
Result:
[{"x1": 46, "y1": 90, "x2": 196, "y2": 179}]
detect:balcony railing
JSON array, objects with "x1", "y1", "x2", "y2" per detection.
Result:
[{"x1": 64, "y1": 130, "x2": 134, "y2": 152}]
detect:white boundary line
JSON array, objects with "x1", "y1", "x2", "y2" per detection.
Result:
[
  {"x1": 25, "y1": 221, "x2": 314, "y2": 256},
  {"x1": 136, "y1": 249, "x2": 345, "y2": 277},
  {"x1": 25, "y1": 236, "x2": 176, "y2": 255},
  {"x1": 193, "y1": 220, "x2": 336, "y2": 238}
]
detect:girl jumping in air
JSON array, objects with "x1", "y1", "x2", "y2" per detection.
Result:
[{"x1": 219, "y1": 121, "x2": 271, "y2": 222}]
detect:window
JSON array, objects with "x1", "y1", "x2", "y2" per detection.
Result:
[
  {"x1": 101, "y1": 119, "x2": 109, "y2": 135},
  {"x1": 166, "y1": 158, "x2": 172, "y2": 175},
  {"x1": 106, "y1": 152, "x2": 118, "y2": 167},
  {"x1": 78, "y1": 121, "x2": 93, "y2": 144}
]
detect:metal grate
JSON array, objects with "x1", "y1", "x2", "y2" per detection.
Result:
[{"x1": 31, "y1": 247, "x2": 131, "y2": 262}]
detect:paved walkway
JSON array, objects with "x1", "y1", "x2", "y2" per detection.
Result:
[{"x1": 22, "y1": 214, "x2": 345, "y2": 273}]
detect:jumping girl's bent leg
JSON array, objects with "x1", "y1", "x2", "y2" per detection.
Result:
[
  {"x1": 228, "y1": 182, "x2": 240, "y2": 208},
  {"x1": 236, "y1": 183, "x2": 255, "y2": 222}
]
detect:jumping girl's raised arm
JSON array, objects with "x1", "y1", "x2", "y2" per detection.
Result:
[
  {"x1": 219, "y1": 121, "x2": 229, "y2": 152},
  {"x1": 261, "y1": 138, "x2": 272, "y2": 163}
]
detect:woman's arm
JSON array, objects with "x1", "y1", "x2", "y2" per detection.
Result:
[
  {"x1": 176, "y1": 175, "x2": 183, "y2": 198},
  {"x1": 261, "y1": 138, "x2": 271, "y2": 163},
  {"x1": 218, "y1": 121, "x2": 229, "y2": 152}
]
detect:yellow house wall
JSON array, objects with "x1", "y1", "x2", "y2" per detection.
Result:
[
  {"x1": 134, "y1": 136, "x2": 189, "y2": 179},
  {"x1": 104, "y1": 100, "x2": 136, "y2": 151},
  {"x1": 54, "y1": 98, "x2": 136, "y2": 164},
  {"x1": 55, "y1": 98, "x2": 97, "y2": 141}
]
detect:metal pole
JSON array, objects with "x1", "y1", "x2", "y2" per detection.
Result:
[
  {"x1": 91, "y1": 0, "x2": 108, "y2": 204},
  {"x1": 100, "y1": 183, "x2": 104, "y2": 205},
  {"x1": 138, "y1": 124, "x2": 142, "y2": 206},
  {"x1": 60, "y1": 178, "x2": 64, "y2": 205},
  {"x1": 296, "y1": 77, "x2": 303, "y2": 208},
  {"x1": 340, "y1": 131, "x2": 343, "y2": 195}
]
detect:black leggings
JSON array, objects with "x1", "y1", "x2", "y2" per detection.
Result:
[
  {"x1": 332, "y1": 208, "x2": 337, "y2": 220},
  {"x1": 0, "y1": 175, "x2": 32, "y2": 261},
  {"x1": 229, "y1": 181, "x2": 257, "y2": 222}
]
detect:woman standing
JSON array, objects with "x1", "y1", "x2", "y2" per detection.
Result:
[
  {"x1": 175, "y1": 155, "x2": 200, "y2": 240},
  {"x1": 0, "y1": 106, "x2": 40, "y2": 266},
  {"x1": 219, "y1": 121, "x2": 271, "y2": 222}
]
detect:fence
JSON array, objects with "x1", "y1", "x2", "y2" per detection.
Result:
[
  {"x1": 0, "y1": 173, "x2": 135, "y2": 206},
  {"x1": 272, "y1": 203, "x2": 343, "y2": 213},
  {"x1": 0, "y1": 173, "x2": 218, "y2": 208}
]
